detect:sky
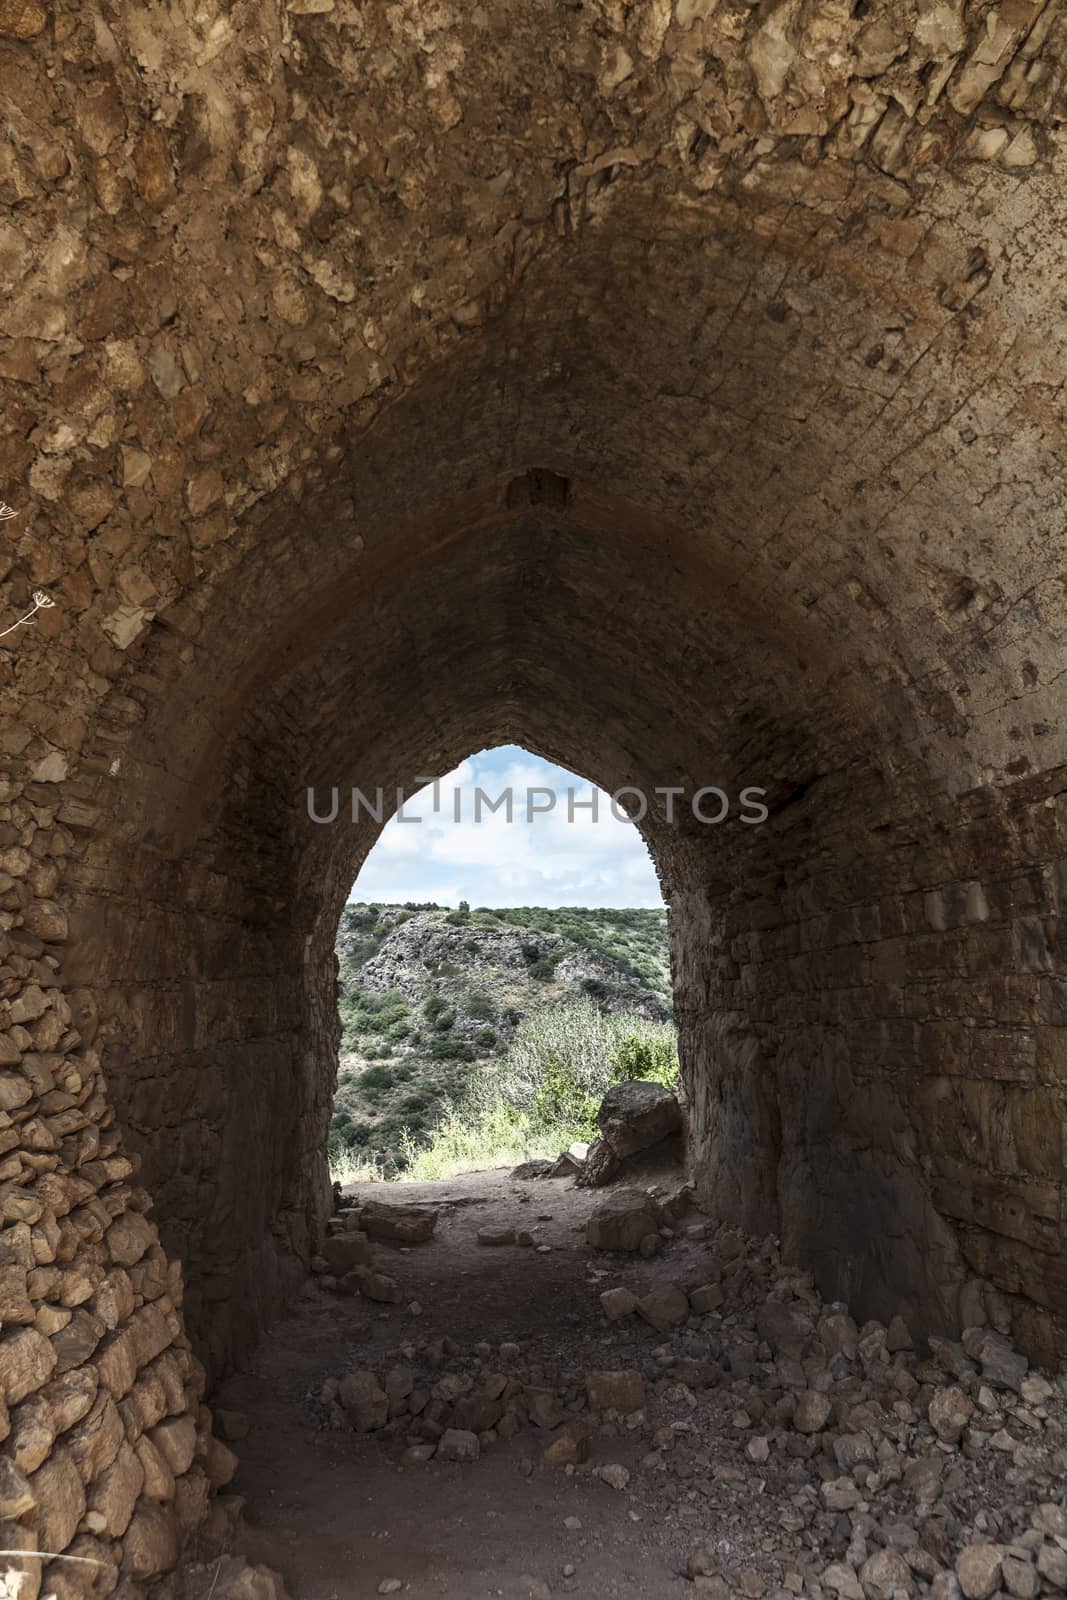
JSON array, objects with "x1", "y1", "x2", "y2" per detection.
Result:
[{"x1": 347, "y1": 745, "x2": 663, "y2": 909}]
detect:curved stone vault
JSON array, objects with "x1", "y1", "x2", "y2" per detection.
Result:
[{"x1": 1, "y1": 0, "x2": 1066, "y2": 1588}]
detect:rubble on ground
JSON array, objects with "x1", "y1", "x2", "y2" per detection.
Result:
[{"x1": 307, "y1": 1219, "x2": 1067, "y2": 1597}]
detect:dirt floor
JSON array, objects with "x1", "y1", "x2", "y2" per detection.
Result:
[
  {"x1": 210, "y1": 1167, "x2": 722, "y2": 1598},
  {"x1": 205, "y1": 1167, "x2": 1067, "y2": 1600}
]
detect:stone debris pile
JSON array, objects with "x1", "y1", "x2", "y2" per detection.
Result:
[
  {"x1": 586, "y1": 1228, "x2": 1067, "y2": 1598},
  {"x1": 313, "y1": 1198, "x2": 439, "y2": 1301},
  {"x1": 311, "y1": 1218, "x2": 1067, "y2": 1599}
]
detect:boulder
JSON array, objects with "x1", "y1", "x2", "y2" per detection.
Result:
[
  {"x1": 435, "y1": 1428, "x2": 479, "y2": 1463},
  {"x1": 929, "y1": 1385, "x2": 973, "y2": 1445},
  {"x1": 322, "y1": 1232, "x2": 373, "y2": 1273},
  {"x1": 600, "y1": 1287, "x2": 638, "y2": 1321},
  {"x1": 511, "y1": 1160, "x2": 553, "y2": 1180},
  {"x1": 586, "y1": 1189, "x2": 659, "y2": 1251},
  {"x1": 860, "y1": 1550, "x2": 914, "y2": 1600},
  {"x1": 956, "y1": 1546, "x2": 1002, "y2": 1600},
  {"x1": 596, "y1": 1080, "x2": 681, "y2": 1158},
  {"x1": 793, "y1": 1390, "x2": 831, "y2": 1434},
  {"x1": 756, "y1": 1301, "x2": 814, "y2": 1358},
  {"x1": 575, "y1": 1139, "x2": 621, "y2": 1188},
  {"x1": 354, "y1": 1269, "x2": 402, "y2": 1304},
  {"x1": 636, "y1": 1284, "x2": 689, "y2": 1333},
  {"x1": 354, "y1": 1201, "x2": 438, "y2": 1244},
  {"x1": 689, "y1": 1283, "x2": 724, "y2": 1314},
  {"x1": 546, "y1": 1151, "x2": 585, "y2": 1179},
  {"x1": 338, "y1": 1371, "x2": 388, "y2": 1431},
  {"x1": 543, "y1": 1423, "x2": 591, "y2": 1465}
]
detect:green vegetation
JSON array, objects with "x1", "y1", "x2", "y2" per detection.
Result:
[
  {"x1": 328, "y1": 902, "x2": 673, "y2": 1178},
  {"x1": 399, "y1": 1001, "x2": 679, "y2": 1182}
]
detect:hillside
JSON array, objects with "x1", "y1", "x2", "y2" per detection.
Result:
[{"x1": 331, "y1": 903, "x2": 671, "y2": 1171}]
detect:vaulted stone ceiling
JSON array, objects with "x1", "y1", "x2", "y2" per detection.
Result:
[{"x1": 1, "y1": 3, "x2": 1066, "y2": 1588}]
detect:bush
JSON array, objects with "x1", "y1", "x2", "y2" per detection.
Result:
[
  {"x1": 528, "y1": 955, "x2": 557, "y2": 982},
  {"x1": 497, "y1": 997, "x2": 677, "y2": 1117},
  {"x1": 429, "y1": 1038, "x2": 474, "y2": 1062},
  {"x1": 360, "y1": 1063, "x2": 394, "y2": 1092},
  {"x1": 530, "y1": 1059, "x2": 599, "y2": 1140},
  {"x1": 610, "y1": 1032, "x2": 679, "y2": 1090},
  {"x1": 395, "y1": 1000, "x2": 681, "y2": 1181}
]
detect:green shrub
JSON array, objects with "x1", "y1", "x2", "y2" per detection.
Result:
[
  {"x1": 610, "y1": 1032, "x2": 679, "y2": 1089},
  {"x1": 429, "y1": 1038, "x2": 474, "y2": 1062},
  {"x1": 360, "y1": 1063, "x2": 394, "y2": 1092},
  {"x1": 530, "y1": 1060, "x2": 599, "y2": 1140}
]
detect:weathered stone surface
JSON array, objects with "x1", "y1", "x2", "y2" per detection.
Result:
[
  {"x1": 338, "y1": 1371, "x2": 388, "y2": 1432},
  {"x1": 355, "y1": 1202, "x2": 438, "y2": 1244},
  {"x1": 104, "y1": 1212, "x2": 155, "y2": 1269},
  {"x1": 929, "y1": 1385, "x2": 974, "y2": 1445},
  {"x1": 793, "y1": 1391, "x2": 832, "y2": 1435},
  {"x1": 542, "y1": 1423, "x2": 592, "y2": 1465},
  {"x1": 956, "y1": 1546, "x2": 1002, "y2": 1600},
  {"x1": 123, "y1": 1501, "x2": 179, "y2": 1578},
  {"x1": 0, "y1": 1458, "x2": 35, "y2": 1519},
  {"x1": 435, "y1": 1428, "x2": 480, "y2": 1463},
  {"x1": 87, "y1": 1440, "x2": 143, "y2": 1536},
  {"x1": 860, "y1": 1550, "x2": 914, "y2": 1600},
  {"x1": 585, "y1": 1371, "x2": 645, "y2": 1414},
  {"x1": 0, "y1": 1328, "x2": 56, "y2": 1405},
  {"x1": 600, "y1": 1287, "x2": 638, "y2": 1321},
  {"x1": 575, "y1": 1139, "x2": 622, "y2": 1189},
  {"x1": 321, "y1": 1233, "x2": 374, "y2": 1274},
  {"x1": 477, "y1": 1227, "x2": 516, "y2": 1247},
  {"x1": 511, "y1": 1160, "x2": 553, "y2": 1181},
  {"x1": 636, "y1": 1285, "x2": 690, "y2": 1334},
  {"x1": 596, "y1": 1080, "x2": 682, "y2": 1158},
  {"x1": 147, "y1": 1415, "x2": 196, "y2": 1476},
  {"x1": 3, "y1": 8, "x2": 1067, "y2": 1591},
  {"x1": 689, "y1": 1283, "x2": 724, "y2": 1315},
  {"x1": 29, "y1": 1446, "x2": 84, "y2": 1551},
  {"x1": 586, "y1": 1191, "x2": 659, "y2": 1252}
]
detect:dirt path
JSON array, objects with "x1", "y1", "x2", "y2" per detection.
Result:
[
  {"x1": 209, "y1": 1168, "x2": 1067, "y2": 1600},
  {"x1": 212, "y1": 1168, "x2": 707, "y2": 1597}
]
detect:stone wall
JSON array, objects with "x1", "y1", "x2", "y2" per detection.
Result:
[
  {"x1": 2, "y1": 0, "x2": 1067, "y2": 1590},
  {"x1": 674, "y1": 765, "x2": 1067, "y2": 1370}
]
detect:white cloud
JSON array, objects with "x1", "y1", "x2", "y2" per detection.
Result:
[{"x1": 348, "y1": 745, "x2": 663, "y2": 908}]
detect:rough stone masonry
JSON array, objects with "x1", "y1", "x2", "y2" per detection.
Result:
[{"x1": 1, "y1": 0, "x2": 1066, "y2": 1591}]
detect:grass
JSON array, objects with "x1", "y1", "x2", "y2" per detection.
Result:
[{"x1": 329, "y1": 1147, "x2": 391, "y2": 1185}]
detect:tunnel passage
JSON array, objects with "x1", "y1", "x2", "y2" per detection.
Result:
[{"x1": 2, "y1": 0, "x2": 1067, "y2": 1585}]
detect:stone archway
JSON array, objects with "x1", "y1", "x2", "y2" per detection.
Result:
[{"x1": 2, "y1": 0, "x2": 1066, "y2": 1588}]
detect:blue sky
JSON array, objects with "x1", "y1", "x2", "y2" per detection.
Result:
[{"x1": 348, "y1": 745, "x2": 663, "y2": 909}]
